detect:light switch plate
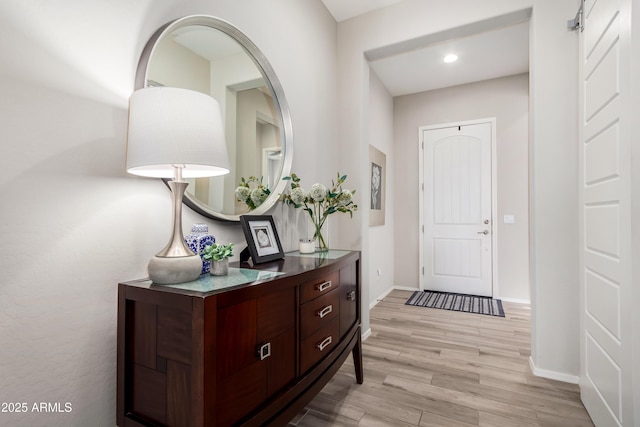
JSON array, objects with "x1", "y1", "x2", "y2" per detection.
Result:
[{"x1": 504, "y1": 215, "x2": 515, "y2": 224}]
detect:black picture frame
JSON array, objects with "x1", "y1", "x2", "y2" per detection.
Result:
[{"x1": 239, "y1": 215, "x2": 285, "y2": 264}]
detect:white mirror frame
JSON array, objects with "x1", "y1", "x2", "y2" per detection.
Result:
[{"x1": 135, "y1": 15, "x2": 293, "y2": 221}]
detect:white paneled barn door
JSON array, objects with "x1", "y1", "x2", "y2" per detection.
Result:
[{"x1": 578, "y1": 0, "x2": 634, "y2": 425}]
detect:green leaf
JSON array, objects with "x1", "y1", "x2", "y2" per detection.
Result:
[{"x1": 203, "y1": 242, "x2": 233, "y2": 261}]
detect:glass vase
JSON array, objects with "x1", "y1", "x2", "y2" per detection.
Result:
[{"x1": 313, "y1": 218, "x2": 328, "y2": 252}]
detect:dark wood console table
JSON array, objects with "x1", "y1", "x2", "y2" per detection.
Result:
[{"x1": 117, "y1": 250, "x2": 362, "y2": 426}]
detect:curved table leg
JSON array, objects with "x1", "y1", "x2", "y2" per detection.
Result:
[{"x1": 352, "y1": 329, "x2": 363, "y2": 384}]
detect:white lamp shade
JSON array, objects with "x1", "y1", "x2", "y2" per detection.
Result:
[{"x1": 126, "y1": 87, "x2": 230, "y2": 178}]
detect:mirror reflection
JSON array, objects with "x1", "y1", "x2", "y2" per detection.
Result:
[{"x1": 138, "y1": 16, "x2": 292, "y2": 221}]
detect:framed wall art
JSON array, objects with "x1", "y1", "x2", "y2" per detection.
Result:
[{"x1": 369, "y1": 145, "x2": 386, "y2": 226}]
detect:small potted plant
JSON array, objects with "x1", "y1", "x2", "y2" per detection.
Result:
[{"x1": 202, "y1": 243, "x2": 234, "y2": 276}]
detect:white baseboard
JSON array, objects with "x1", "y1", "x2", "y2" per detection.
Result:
[
  {"x1": 369, "y1": 287, "x2": 396, "y2": 309},
  {"x1": 361, "y1": 328, "x2": 372, "y2": 341},
  {"x1": 499, "y1": 296, "x2": 531, "y2": 305},
  {"x1": 529, "y1": 357, "x2": 579, "y2": 384},
  {"x1": 393, "y1": 286, "x2": 420, "y2": 292}
]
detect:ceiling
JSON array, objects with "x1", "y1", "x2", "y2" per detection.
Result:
[
  {"x1": 321, "y1": 0, "x2": 406, "y2": 22},
  {"x1": 321, "y1": 0, "x2": 530, "y2": 97}
]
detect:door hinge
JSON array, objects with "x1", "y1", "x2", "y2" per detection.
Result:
[
  {"x1": 422, "y1": 267, "x2": 424, "y2": 275},
  {"x1": 568, "y1": 0, "x2": 584, "y2": 32}
]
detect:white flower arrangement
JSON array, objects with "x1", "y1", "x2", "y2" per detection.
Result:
[
  {"x1": 309, "y1": 183, "x2": 327, "y2": 201},
  {"x1": 280, "y1": 172, "x2": 357, "y2": 251},
  {"x1": 235, "y1": 176, "x2": 271, "y2": 210}
]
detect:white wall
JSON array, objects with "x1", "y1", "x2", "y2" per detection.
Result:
[
  {"x1": 0, "y1": 0, "x2": 337, "y2": 425},
  {"x1": 148, "y1": 39, "x2": 211, "y2": 93},
  {"x1": 367, "y1": 71, "x2": 395, "y2": 307},
  {"x1": 394, "y1": 73, "x2": 530, "y2": 302},
  {"x1": 528, "y1": 0, "x2": 580, "y2": 380}
]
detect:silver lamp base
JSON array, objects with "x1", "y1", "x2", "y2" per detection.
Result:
[
  {"x1": 148, "y1": 254, "x2": 202, "y2": 285},
  {"x1": 147, "y1": 176, "x2": 203, "y2": 285}
]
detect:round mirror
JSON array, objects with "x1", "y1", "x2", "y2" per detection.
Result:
[{"x1": 135, "y1": 15, "x2": 293, "y2": 221}]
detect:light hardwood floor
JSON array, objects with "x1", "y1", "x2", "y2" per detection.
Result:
[{"x1": 291, "y1": 290, "x2": 594, "y2": 427}]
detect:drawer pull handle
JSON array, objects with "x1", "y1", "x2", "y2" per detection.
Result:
[
  {"x1": 315, "y1": 280, "x2": 332, "y2": 292},
  {"x1": 317, "y1": 305, "x2": 333, "y2": 319},
  {"x1": 317, "y1": 336, "x2": 332, "y2": 352},
  {"x1": 257, "y1": 342, "x2": 271, "y2": 361},
  {"x1": 347, "y1": 291, "x2": 356, "y2": 301}
]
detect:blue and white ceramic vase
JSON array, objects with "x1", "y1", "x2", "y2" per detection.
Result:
[{"x1": 185, "y1": 223, "x2": 215, "y2": 274}]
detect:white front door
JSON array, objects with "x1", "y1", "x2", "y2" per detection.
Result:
[
  {"x1": 421, "y1": 121, "x2": 493, "y2": 297},
  {"x1": 579, "y1": 0, "x2": 634, "y2": 425}
]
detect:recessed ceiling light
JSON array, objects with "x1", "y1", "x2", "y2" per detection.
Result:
[{"x1": 443, "y1": 54, "x2": 458, "y2": 63}]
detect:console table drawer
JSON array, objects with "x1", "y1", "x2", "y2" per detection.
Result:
[
  {"x1": 300, "y1": 271, "x2": 339, "y2": 303},
  {"x1": 300, "y1": 317, "x2": 339, "y2": 374},
  {"x1": 300, "y1": 288, "x2": 339, "y2": 338}
]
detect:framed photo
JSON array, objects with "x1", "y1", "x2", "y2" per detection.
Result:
[
  {"x1": 239, "y1": 215, "x2": 285, "y2": 264},
  {"x1": 369, "y1": 145, "x2": 386, "y2": 226}
]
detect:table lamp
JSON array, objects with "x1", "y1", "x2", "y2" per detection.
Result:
[{"x1": 126, "y1": 87, "x2": 230, "y2": 284}]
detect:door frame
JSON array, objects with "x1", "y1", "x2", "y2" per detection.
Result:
[{"x1": 418, "y1": 117, "x2": 498, "y2": 296}]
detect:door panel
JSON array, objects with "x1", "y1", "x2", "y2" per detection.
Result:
[
  {"x1": 423, "y1": 122, "x2": 492, "y2": 296},
  {"x1": 579, "y1": 0, "x2": 633, "y2": 424},
  {"x1": 433, "y1": 238, "x2": 482, "y2": 279},
  {"x1": 433, "y1": 134, "x2": 482, "y2": 225}
]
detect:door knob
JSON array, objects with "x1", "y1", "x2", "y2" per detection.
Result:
[{"x1": 477, "y1": 230, "x2": 489, "y2": 235}]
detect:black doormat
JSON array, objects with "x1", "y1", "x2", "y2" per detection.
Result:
[{"x1": 405, "y1": 290, "x2": 505, "y2": 317}]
